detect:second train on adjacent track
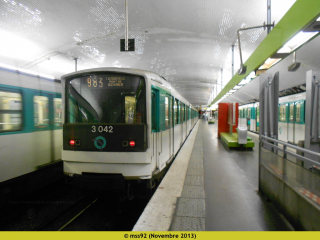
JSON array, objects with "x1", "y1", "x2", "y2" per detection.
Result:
[{"x1": 239, "y1": 92, "x2": 306, "y2": 145}]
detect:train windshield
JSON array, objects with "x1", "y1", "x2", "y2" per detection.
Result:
[{"x1": 66, "y1": 73, "x2": 146, "y2": 124}]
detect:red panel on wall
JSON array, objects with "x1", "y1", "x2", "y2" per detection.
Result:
[
  {"x1": 217, "y1": 102, "x2": 239, "y2": 138},
  {"x1": 234, "y1": 102, "x2": 239, "y2": 132},
  {"x1": 218, "y1": 103, "x2": 228, "y2": 138}
]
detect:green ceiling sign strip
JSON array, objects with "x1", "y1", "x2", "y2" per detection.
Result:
[{"x1": 209, "y1": 0, "x2": 320, "y2": 106}]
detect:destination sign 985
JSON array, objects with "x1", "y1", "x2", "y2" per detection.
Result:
[{"x1": 86, "y1": 76, "x2": 126, "y2": 88}]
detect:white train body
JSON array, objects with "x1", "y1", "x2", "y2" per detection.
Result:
[{"x1": 61, "y1": 68, "x2": 198, "y2": 189}]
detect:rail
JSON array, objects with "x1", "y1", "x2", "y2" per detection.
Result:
[{"x1": 260, "y1": 135, "x2": 320, "y2": 167}]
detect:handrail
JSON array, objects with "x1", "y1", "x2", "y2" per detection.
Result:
[
  {"x1": 261, "y1": 135, "x2": 320, "y2": 158},
  {"x1": 262, "y1": 140, "x2": 320, "y2": 167},
  {"x1": 261, "y1": 141, "x2": 282, "y2": 151}
]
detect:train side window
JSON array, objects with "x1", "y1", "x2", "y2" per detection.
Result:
[
  {"x1": 180, "y1": 102, "x2": 185, "y2": 122},
  {"x1": 183, "y1": 104, "x2": 185, "y2": 122},
  {"x1": 0, "y1": 90, "x2": 22, "y2": 132},
  {"x1": 165, "y1": 96, "x2": 169, "y2": 128},
  {"x1": 186, "y1": 106, "x2": 189, "y2": 120},
  {"x1": 279, "y1": 104, "x2": 287, "y2": 122},
  {"x1": 53, "y1": 98, "x2": 63, "y2": 127},
  {"x1": 34, "y1": 96, "x2": 49, "y2": 128},
  {"x1": 152, "y1": 92, "x2": 156, "y2": 131},
  {"x1": 174, "y1": 99, "x2": 178, "y2": 125}
]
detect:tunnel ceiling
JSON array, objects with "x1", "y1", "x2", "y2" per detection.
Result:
[{"x1": 0, "y1": 0, "x2": 296, "y2": 106}]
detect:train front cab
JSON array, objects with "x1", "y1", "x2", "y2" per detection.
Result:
[
  {"x1": 62, "y1": 72, "x2": 151, "y2": 191},
  {"x1": 62, "y1": 70, "x2": 198, "y2": 193}
]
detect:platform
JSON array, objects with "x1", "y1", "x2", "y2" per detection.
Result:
[
  {"x1": 133, "y1": 121, "x2": 292, "y2": 231},
  {"x1": 220, "y1": 132, "x2": 254, "y2": 148}
]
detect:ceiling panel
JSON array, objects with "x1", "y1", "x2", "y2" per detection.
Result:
[{"x1": 0, "y1": 0, "x2": 296, "y2": 106}]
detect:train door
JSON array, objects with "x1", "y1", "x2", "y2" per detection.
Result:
[
  {"x1": 243, "y1": 109, "x2": 247, "y2": 128},
  {"x1": 173, "y1": 99, "x2": 180, "y2": 154},
  {"x1": 186, "y1": 106, "x2": 188, "y2": 136},
  {"x1": 33, "y1": 92, "x2": 52, "y2": 165},
  {"x1": 184, "y1": 105, "x2": 187, "y2": 136},
  {"x1": 151, "y1": 89, "x2": 159, "y2": 171},
  {"x1": 166, "y1": 94, "x2": 174, "y2": 161},
  {"x1": 278, "y1": 103, "x2": 288, "y2": 142},
  {"x1": 288, "y1": 102, "x2": 295, "y2": 144},
  {"x1": 52, "y1": 94, "x2": 63, "y2": 161},
  {"x1": 186, "y1": 105, "x2": 190, "y2": 136},
  {"x1": 256, "y1": 107, "x2": 260, "y2": 133},
  {"x1": 247, "y1": 108, "x2": 251, "y2": 131},
  {"x1": 294, "y1": 100, "x2": 305, "y2": 144},
  {"x1": 180, "y1": 102, "x2": 184, "y2": 145},
  {"x1": 250, "y1": 107, "x2": 255, "y2": 131},
  {"x1": 33, "y1": 92, "x2": 61, "y2": 164}
]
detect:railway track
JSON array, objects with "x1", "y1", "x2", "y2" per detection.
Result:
[
  {"x1": 0, "y1": 169, "x2": 156, "y2": 231},
  {"x1": 0, "y1": 179, "x2": 73, "y2": 230},
  {"x1": 1, "y1": 186, "x2": 150, "y2": 231},
  {"x1": 35, "y1": 196, "x2": 98, "y2": 231},
  {"x1": 51, "y1": 196, "x2": 149, "y2": 231}
]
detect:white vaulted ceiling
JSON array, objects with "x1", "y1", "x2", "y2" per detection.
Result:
[{"x1": 0, "y1": 0, "x2": 296, "y2": 106}]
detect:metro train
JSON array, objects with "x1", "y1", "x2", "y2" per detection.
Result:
[
  {"x1": 61, "y1": 68, "x2": 198, "y2": 194},
  {"x1": 239, "y1": 92, "x2": 306, "y2": 145},
  {"x1": 0, "y1": 68, "x2": 62, "y2": 189}
]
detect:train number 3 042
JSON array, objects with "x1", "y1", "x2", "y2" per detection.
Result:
[{"x1": 91, "y1": 125, "x2": 114, "y2": 133}]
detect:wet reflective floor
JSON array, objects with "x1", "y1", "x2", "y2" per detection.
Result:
[{"x1": 201, "y1": 121, "x2": 292, "y2": 231}]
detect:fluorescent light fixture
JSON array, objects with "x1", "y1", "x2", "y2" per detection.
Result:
[
  {"x1": 239, "y1": 78, "x2": 250, "y2": 85},
  {"x1": 247, "y1": 71, "x2": 256, "y2": 79},
  {"x1": 277, "y1": 31, "x2": 318, "y2": 53},
  {"x1": 0, "y1": 63, "x2": 18, "y2": 71},
  {"x1": 233, "y1": 85, "x2": 242, "y2": 90},
  {"x1": 259, "y1": 58, "x2": 281, "y2": 69},
  {"x1": 229, "y1": 90, "x2": 236, "y2": 93},
  {"x1": 239, "y1": 71, "x2": 257, "y2": 84},
  {"x1": 277, "y1": 46, "x2": 291, "y2": 53},
  {"x1": 23, "y1": 68, "x2": 55, "y2": 79},
  {"x1": 0, "y1": 62, "x2": 55, "y2": 80},
  {"x1": 317, "y1": 17, "x2": 320, "y2": 21}
]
